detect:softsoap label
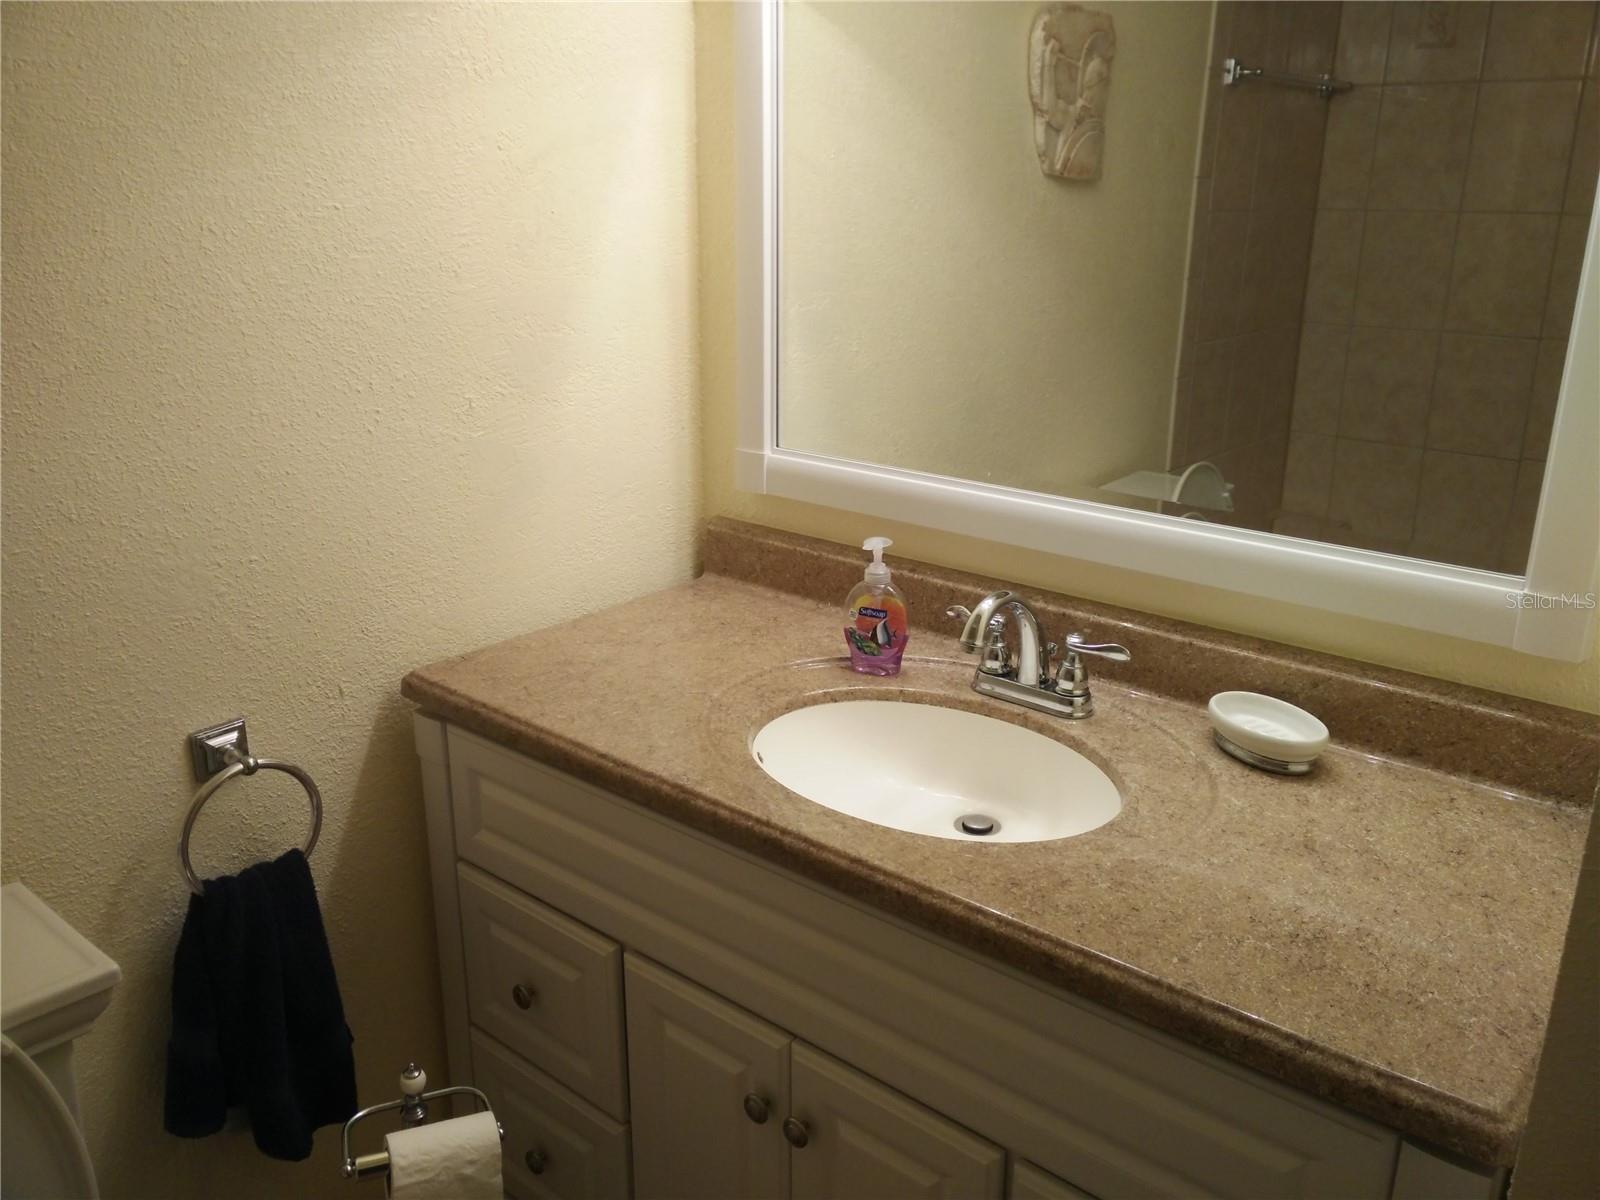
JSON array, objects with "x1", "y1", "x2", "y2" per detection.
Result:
[{"x1": 845, "y1": 594, "x2": 908, "y2": 675}]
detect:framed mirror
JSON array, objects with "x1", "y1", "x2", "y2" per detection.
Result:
[{"x1": 735, "y1": 0, "x2": 1599, "y2": 659}]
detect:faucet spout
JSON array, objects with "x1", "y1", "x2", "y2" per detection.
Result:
[
  {"x1": 947, "y1": 591, "x2": 1047, "y2": 686},
  {"x1": 1000, "y1": 600, "x2": 1048, "y2": 687},
  {"x1": 949, "y1": 590, "x2": 1014, "y2": 651}
]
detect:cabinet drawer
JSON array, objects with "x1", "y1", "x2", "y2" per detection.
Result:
[
  {"x1": 473, "y1": 1029, "x2": 632, "y2": 1200},
  {"x1": 459, "y1": 863, "x2": 628, "y2": 1119}
]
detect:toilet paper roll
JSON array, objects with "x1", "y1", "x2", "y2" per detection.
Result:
[{"x1": 384, "y1": 1110, "x2": 503, "y2": 1200}]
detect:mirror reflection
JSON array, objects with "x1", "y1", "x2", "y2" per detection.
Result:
[{"x1": 779, "y1": 1, "x2": 1598, "y2": 575}]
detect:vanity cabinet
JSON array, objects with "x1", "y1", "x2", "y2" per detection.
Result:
[
  {"x1": 413, "y1": 715, "x2": 1505, "y2": 1200},
  {"x1": 625, "y1": 952, "x2": 1004, "y2": 1199}
]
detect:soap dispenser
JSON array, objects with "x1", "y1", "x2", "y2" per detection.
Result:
[{"x1": 844, "y1": 537, "x2": 909, "y2": 676}]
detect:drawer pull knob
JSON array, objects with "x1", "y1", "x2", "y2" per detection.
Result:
[
  {"x1": 525, "y1": 1147, "x2": 548, "y2": 1175},
  {"x1": 742, "y1": 1093, "x2": 770, "y2": 1124},
  {"x1": 782, "y1": 1116, "x2": 810, "y2": 1149},
  {"x1": 511, "y1": 983, "x2": 536, "y2": 1010}
]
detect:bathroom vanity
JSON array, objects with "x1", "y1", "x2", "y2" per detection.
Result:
[{"x1": 404, "y1": 522, "x2": 1594, "y2": 1200}]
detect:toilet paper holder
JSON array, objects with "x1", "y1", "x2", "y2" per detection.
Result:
[{"x1": 341, "y1": 1062, "x2": 504, "y2": 1180}]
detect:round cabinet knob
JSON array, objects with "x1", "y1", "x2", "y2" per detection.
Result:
[
  {"x1": 742, "y1": 1093, "x2": 770, "y2": 1124},
  {"x1": 524, "y1": 1147, "x2": 548, "y2": 1175},
  {"x1": 781, "y1": 1116, "x2": 810, "y2": 1149},
  {"x1": 511, "y1": 983, "x2": 536, "y2": 1010}
]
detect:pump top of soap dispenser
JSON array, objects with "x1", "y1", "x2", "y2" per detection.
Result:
[{"x1": 862, "y1": 537, "x2": 893, "y2": 584}]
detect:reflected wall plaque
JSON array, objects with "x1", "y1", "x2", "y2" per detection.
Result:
[{"x1": 1028, "y1": 4, "x2": 1117, "y2": 180}]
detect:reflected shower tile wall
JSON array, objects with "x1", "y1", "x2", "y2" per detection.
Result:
[
  {"x1": 1522, "y1": 340, "x2": 1568, "y2": 463},
  {"x1": 1367, "y1": 82, "x2": 1476, "y2": 210},
  {"x1": 1567, "y1": 82, "x2": 1599, "y2": 212},
  {"x1": 1291, "y1": 322, "x2": 1349, "y2": 436},
  {"x1": 1339, "y1": 326, "x2": 1437, "y2": 444},
  {"x1": 1410, "y1": 450, "x2": 1520, "y2": 566},
  {"x1": 1545, "y1": 214, "x2": 1589, "y2": 338},
  {"x1": 1304, "y1": 210, "x2": 1364, "y2": 322},
  {"x1": 1170, "y1": 1, "x2": 1340, "y2": 530},
  {"x1": 1444, "y1": 212, "x2": 1559, "y2": 337},
  {"x1": 1482, "y1": 0, "x2": 1596, "y2": 79},
  {"x1": 1353, "y1": 211, "x2": 1456, "y2": 325},
  {"x1": 1385, "y1": 1, "x2": 1491, "y2": 83},
  {"x1": 1333, "y1": 0, "x2": 1394, "y2": 83},
  {"x1": 1276, "y1": 0, "x2": 1600, "y2": 574},
  {"x1": 1326, "y1": 439, "x2": 1424, "y2": 550},
  {"x1": 1426, "y1": 334, "x2": 1538, "y2": 457},
  {"x1": 1462, "y1": 80, "x2": 1581, "y2": 212},
  {"x1": 1501, "y1": 460, "x2": 1548, "y2": 573},
  {"x1": 1318, "y1": 85, "x2": 1381, "y2": 208}
]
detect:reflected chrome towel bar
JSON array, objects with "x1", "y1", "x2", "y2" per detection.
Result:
[{"x1": 1222, "y1": 56, "x2": 1352, "y2": 99}]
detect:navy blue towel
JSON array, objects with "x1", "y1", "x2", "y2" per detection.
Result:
[{"x1": 163, "y1": 848, "x2": 356, "y2": 1161}]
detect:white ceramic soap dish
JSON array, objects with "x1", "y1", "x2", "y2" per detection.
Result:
[{"x1": 1207, "y1": 691, "x2": 1329, "y2": 776}]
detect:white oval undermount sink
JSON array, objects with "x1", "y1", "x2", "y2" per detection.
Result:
[{"x1": 751, "y1": 700, "x2": 1121, "y2": 843}]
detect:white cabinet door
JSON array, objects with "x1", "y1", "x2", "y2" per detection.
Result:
[
  {"x1": 1010, "y1": 1159, "x2": 1098, "y2": 1200},
  {"x1": 789, "y1": 1042, "x2": 1005, "y2": 1200},
  {"x1": 625, "y1": 953, "x2": 791, "y2": 1200}
]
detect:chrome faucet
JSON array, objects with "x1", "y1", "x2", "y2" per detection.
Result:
[
  {"x1": 949, "y1": 591, "x2": 1051, "y2": 686},
  {"x1": 946, "y1": 590, "x2": 1131, "y2": 719}
]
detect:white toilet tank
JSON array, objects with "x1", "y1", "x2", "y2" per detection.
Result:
[{"x1": 1, "y1": 882, "x2": 121, "y2": 1200}]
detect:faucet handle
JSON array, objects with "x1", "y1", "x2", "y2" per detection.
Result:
[
  {"x1": 949, "y1": 606, "x2": 1014, "y2": 675},
  {"x1": 979, "y1": 625, "x2": 1012, "y2": 677},
  {"x1": 946, "y1": 591, "x2": 1015, "y2": 651},
  {"x1": 1063, "y1": 633, "x2": 1131, "y2": 662},
  {"x1": 1054, "y1": 633, "x2": 1131, "y2": 706}
]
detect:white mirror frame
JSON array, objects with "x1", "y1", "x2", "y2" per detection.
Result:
[{"x1": 734, "y1": 0, "x2": 1599, "y2": 660}]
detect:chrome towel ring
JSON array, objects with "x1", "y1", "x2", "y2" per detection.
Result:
[{"x1": 178, "y1": 744, "x2": 323, "y2": 896}]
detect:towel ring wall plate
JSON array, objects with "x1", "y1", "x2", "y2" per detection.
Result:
[{"x1": 179, "y1": 720, "x2": 322, "y2": 895}]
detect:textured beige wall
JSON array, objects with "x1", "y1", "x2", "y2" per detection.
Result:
[
  {"x1": 696, "y1": 1, "x2": 1599, "y2": 713},
  {"x1": 778, "y1": 1, "x2": 1210, "y2": 499},
  {"x1": 1, "y1": 3, "x2": 698, "y2": 1197}
]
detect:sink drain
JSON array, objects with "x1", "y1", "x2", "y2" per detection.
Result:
[{"x1": 955, "y1": 813, "x2": 1000, "y2": 837}]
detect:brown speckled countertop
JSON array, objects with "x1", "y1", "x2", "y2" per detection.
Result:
[{"x1": 404, "y1": 526, "x2": 1595, "y2": 1167}]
